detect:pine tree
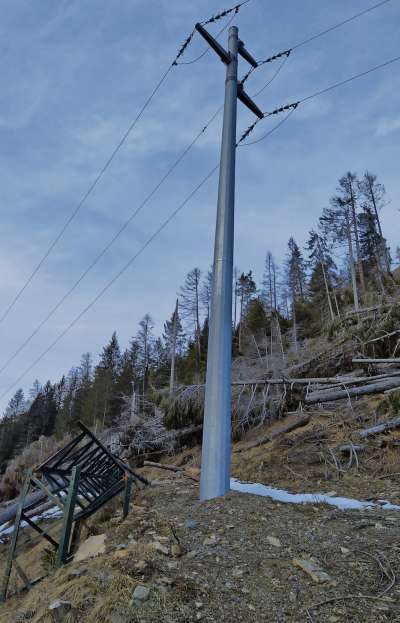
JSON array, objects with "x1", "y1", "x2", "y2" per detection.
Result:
[
  {"x1": 358, "y1": 171, "x2": 391, "y2": 272},
  {"x1": 236, "y1": 271, "x2": 257, "y2": 352},
  {"x1": 261, "y1": 251, "x2": 277, "y2": 313},
  {"x1": 286, "y1": 237, "x2": 307, "y2": 301},
  {"x1": 92, "y1": 332, "x2": 122, "y2": 427},
  {"x1": 179, "y1": 268, "x2": 202, "y2": 382}
]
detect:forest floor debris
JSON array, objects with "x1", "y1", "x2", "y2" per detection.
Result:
[{"x1": 1, "y1": 396, "x2": 400, "y2": 622}]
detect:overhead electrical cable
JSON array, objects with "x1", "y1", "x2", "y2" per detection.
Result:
[
  {"x1": 0, "y1": 0, "x2": 396, "y2": 396},
  {"x1": 0, "y1": 108, "x2": 223, "y2": 377},
  {"x1": 0, "y1": 110, "x2": 292, "y2": 400},
  {"x1": 239, "y1": 54, "x2": 400, "y2": 145},
  {"x1": 291, "y1": 0, "x2": 394, "y2": 51},
  {"x1": 246, "y1": 0, "x2": 395, "y2": 93},
  {"x1": 0, "y1": 165, "x2": 218, "y2": 401},
  {"x1": 0, "y1": 2, "x2": 250, "y2": 327}
]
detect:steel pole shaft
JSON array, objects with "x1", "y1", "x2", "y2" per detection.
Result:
[{"x1": 200, "y1": 26, "x2": 238, "y2": 501}]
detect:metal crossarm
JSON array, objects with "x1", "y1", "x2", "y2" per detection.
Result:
[{"x1": 0, "y1": 421, "x2": 148, "y2": 601}]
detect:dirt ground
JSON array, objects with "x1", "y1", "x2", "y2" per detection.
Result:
[{"x1": 1, "y1": 398, "x2": 400, "y2": 622}]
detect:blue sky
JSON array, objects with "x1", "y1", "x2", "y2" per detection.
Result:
[{"x1": 0, "y1": 0, "x2": 399, "y2": 411}]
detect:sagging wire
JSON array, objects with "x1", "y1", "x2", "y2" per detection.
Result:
[
  {"x1": 237, "y1": 101, "x2": 299, "y2": 146},
  {"x1": 252, "y1": 54, "x2": 290, "y2": 96},
  {"x1": 239, "y1": 52, "x2": 400, "y2": 147},
  {"x1": 238, "y1": 108, "x2": 297, "y2": 147},
  {"x1": 176, "y1": 11, "x2": 237, "y2": 66},
  {"x1": 240, "y1": 49, "x2": 292, "y2": 87},
  {"x1": 173, "y1": 1, "x2": 249, "y2": 66}
]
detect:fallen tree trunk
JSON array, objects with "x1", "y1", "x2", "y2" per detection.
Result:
[
  {"x1": 363, "y1": 330, "x2": 400, "y2": 345},
  {"x1": 232, "y1": 371, "x2": 400, "y2": 388},
  {"x1": 358, "y1": 416, "x2": 400, "y2": 439},
  {"x1": 305, "y1": 377, "x2": 400, "y2": 404},
  {"x1": 234, "y1": 415, "x2": 310, "y2": 453},
  {"x1": 143, "y1": 461, "x2": 182, "y2": 473},
  {"x1": 0, "y1": 490, "x2": 46, "y2": 529},
  {"x1": 352, "y1": 358, "x2": 400, "y2": 364}
]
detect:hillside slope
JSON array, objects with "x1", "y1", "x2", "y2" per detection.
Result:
[{"x1": 1, "y1": 402, "x2": 400, "y2": 623}]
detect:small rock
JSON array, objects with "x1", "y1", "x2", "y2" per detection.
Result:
[
  {"x1": 48, "y1": 600, "x2": 72, "y2": 623},
  {"x1": 184, "y1": 518, "x2": 198, "y2": 530},
  {"x1": 340, "y1": 547, "x2": 350, "y2": 554},
  {"x1": 266, "y1": 536, "x2": 282, "y2": 548},
  {"x1": 156, "y1": 576, "x2": 174, "y2": 586},
  {"x1": 171, "y1": 543, "x2": 183, "y2": 557},
  {"x1": 110, "y1": 517, "x2": 121, "y2": 526},
  {"x1": 74, "y1": 534, "x2": 106, "y2": 563},
  {"x1": 293, "y1": 558, "x2": 332, "y2": 583},
  {"x1": 152, "y1": 541, "x2": 170, "y2": 556},
  {"x1": 66, "y1": 568, "x2": 86, "y2": 580},
  {"x1": 132, "y1": 585, "x2": 150, "y2": 602},
  {"x1": 232, "y1": 567, "x2": 244, "y2": 578},
  {"x1": 167, "y1": 561, "x2": 179, "y2": 569},
  {"x1": 195, "y1": 602, "x2": 203, "y2": 609},
  {"x1": 248, "y1": 605, "x2": 256, "y2": 611},
  {"x1": 115, "y1": 543, "x2": 128, "y2": 551},
  {"x1": 203, "y1": 536, "x2": 218, "y2": 547},
  {"x1": 134, "y1": 560, "x2": 148, "y2": 571},
  {"x1": 185, "y1": 550, "x2": 197, "y2": 559},
  {"x1": 113, "y1": 549, "x2": 130, "y2": 560}
]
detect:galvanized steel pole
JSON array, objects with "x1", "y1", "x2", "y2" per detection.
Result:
[{"x1": 200, "y1": 26, "x2": 238, "y2": 501}]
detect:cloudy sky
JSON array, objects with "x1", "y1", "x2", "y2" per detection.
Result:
[{"x1": 0, "y1": 0, "x2": 399, "y2": 411}]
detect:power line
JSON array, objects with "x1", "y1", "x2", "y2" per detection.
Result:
[
  {"x1": 295, "y1": 55, "x2": 400, "y2": 106},
  {"x1": 0, "y1": 165, "x2": 219, "y2": 402},
  {"x1": 252, "y1": 55, "x2": 290, "y2": 97},
  {"x1": 0, "y1": 108, "x2": 292, "y2": 401},
  {"x1": 239, "y1": 54, "x2": 400, "y2": 145},
  {"x1": 0, "y1": 2, "x2": 250, "y2": 327},
  {"x1": 238, "y1": 108, "x2": 295, "y2": 146},
  {"x1": 250, "y1": 0, "x2": 395, "y2": 94},
  {"x1": 175, "y1": 11, "x2": 238, "y2": 65},
  {"x1": 291, "y1": 0, "x2": 394, "y2": 51},
  {"x1": 0, "y1": 108, "x2": 222, "y2": 378},
  {"x1": 1, "y1": 1, "x2": 396, "y2": 397},
  {"x1": 0, "y1": 65, "x2": 173, "y2": 326}
]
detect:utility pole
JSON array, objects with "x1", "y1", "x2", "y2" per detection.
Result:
[
  {"x1": 169, "y1": 299, "x2": 178, "y2": 395},
  {"x1": 196, "y1": 23, "x2": 263, "y2": 501}
]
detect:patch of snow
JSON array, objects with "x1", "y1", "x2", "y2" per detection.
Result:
[
  {"x1": 0, "y1": 505, "x2": 62, "y2": 543},
  {"x1": 230, "y1": 478, "x2": 400, "y2": 511}
]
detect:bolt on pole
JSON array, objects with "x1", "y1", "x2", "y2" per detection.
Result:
[{"x1": 200, "y1": 26, "x2": 239, "y2": 501}]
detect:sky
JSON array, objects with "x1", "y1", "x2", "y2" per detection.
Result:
[{"x1": 0, "y1": 0, "x2": 399, "y2": 412}]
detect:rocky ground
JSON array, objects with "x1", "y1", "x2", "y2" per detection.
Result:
[
  {"x1": 1, "y1": 472, "x2": 400, "y2": 622},
  {"x1": 1, "y1": 397, "x2": 400, "y2": 623}
]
